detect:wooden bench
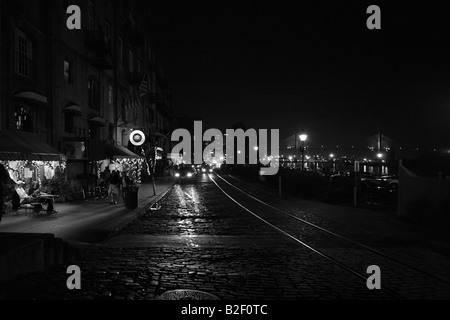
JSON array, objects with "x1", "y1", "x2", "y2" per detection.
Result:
[{"x1": 18, "y1": 203, "x2": 36, "y2": 215}]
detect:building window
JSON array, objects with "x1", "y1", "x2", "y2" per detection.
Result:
[
  {"x1": 118, "y1": 37, "x2": 123, "y2": 66},
  {"x1": 129, "y1": 49, "x2": 133, "y2": 72},
  {"x1": 65, "y1": 113, "x2": 75, "y2": 133},
  {"x1": 15, "y1": 29, "x2": 33, "y2": 79},
  {"x1": 64, "y1": 58, "x2": 72, "y2": 83},
  {"x1": 108, "y1": 85, "x2": 113, "y2": 104},
  {"x1": 88, "y1": 78, "x2": 100, "y2": 110}
]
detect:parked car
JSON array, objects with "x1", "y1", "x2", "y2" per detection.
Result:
[
  {"x1": 361, "y1": 179, "x2": 389, "y2": 204},
  {"x1": 375, "y1": 175, "x2": 399, "y2": 190},
  {"x1": 360, "y1": 172, "x2": 376, "y2": 181},
  {"x1": 174, "y1": 165, "x2": 198, "y2": 184},
  {"x1": 330, "y1": 171, "x2": 350, "y2": 181}
]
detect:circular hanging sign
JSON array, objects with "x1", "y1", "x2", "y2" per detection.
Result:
[{"x1": 129, "y1": 130, "x2": 146, "y2": 146}]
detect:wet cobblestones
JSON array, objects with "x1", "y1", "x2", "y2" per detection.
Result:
[
  {"x1": 1, "y1": 174, "x2": 449, "y2": 300},
  {"x1": 124, "y1": 184, "x2": 277, "y2": 236},
  {"x1": 0, "y1": 246, "x2": 389, "y2": 300}
]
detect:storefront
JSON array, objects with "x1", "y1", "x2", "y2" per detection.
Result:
[
  {"x1": 89, "y1": 141, "x2": 144, "y2": 184},
  {"x1": 0, "y1": 129, "x2": 66, "y2": 191},
  {"x1": 96, "y1": 143, "x2": 144, "y2": 183}
]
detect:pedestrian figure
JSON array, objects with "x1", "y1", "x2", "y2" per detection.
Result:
[{"x1": 108, "y1": 170, "x2": 120, "y2": 204}]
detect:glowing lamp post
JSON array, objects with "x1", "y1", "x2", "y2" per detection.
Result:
[{"x1": 299, "y1": 133, "x2": 307, "y2": 171}]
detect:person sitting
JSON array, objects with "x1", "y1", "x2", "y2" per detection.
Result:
[
  {"x1": 12, "y1": 182, "x2": 55, "y2": 214},
  {"x1": 28, "y1": 181, "x2": 40, "y2": 197}
]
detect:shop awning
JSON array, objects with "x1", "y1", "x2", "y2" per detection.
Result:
[
  {"x1": 88, "y1": 139, "x2": 142, "y2": 160},
  {"x1": 63, "y1": 104, "x2": 82, "y2": 116},
  {"x1": 89, "y1": 116, "x2": 106, "y2": 126},
  {"x1": 106, "y1": 144, "x2": 143, "y2": 159},
  {"x1": 153, "y1": 131, "x2": 166, "y2": 137},
  {"x1": 14, "y1": 91, "x2": 48, "y2": 105},
  {"x1": 0, "y1": 129, "x2": 66, "y2": 161}
]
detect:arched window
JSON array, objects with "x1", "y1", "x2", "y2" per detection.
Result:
[{"x1": 15, "y1": 29, "x2": 33, "y2": 79}]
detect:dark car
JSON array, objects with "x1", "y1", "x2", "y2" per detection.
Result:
[
  {"x1": 174, "y1": 165, "x2": 198, "y2": 184},
  {"x1": 200, "y1": 164, "x2": 214, "y2": 174},
  {"x1": 361, "y1": 179, "x2": 397, "y2": 205}
]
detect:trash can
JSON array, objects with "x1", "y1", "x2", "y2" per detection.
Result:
[{"x1": 124, "y1": 185, "x2": 139, "y2": 209}]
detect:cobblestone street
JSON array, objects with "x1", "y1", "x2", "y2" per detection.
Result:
[{"x1": 1, "y1": 174, "x2": 450, "y2": 300}]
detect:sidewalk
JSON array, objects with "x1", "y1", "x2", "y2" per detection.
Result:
[{"x1": 0, "y1": 177, "x2": 175, "y2": 244}]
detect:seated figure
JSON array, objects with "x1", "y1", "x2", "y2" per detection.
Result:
[{"x1": 12, "y1": 182, "x2": 54, "y2": 213}]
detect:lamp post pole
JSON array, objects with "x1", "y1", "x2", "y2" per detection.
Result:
[
  {"x1": 301, "y1": 140, "x2": 305, "y2": 171},
  {"x1": 299, "y1": 132, "x2": 307, "y2": 171}
]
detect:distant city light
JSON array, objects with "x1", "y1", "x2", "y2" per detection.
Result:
[
  {"x1": 377, "y1": 153, "x2": 383, "y2": 158},
  {"x1": 330, "y1": 154, "x2": 334, "y2": 158}
]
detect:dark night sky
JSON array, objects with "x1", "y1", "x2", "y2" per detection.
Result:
[{"x1": 147, "y1": 1, "x2": 450, "y2": 149}]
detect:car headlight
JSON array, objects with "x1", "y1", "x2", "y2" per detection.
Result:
[
  {"x1": 187, "y1": 173, "x2": 193, "y2": 177},
  {"x1": 209, "y1": 169, "x2": 213, "y2": 172},
  {"x1": 175, "y1": 173, "x2": 180, "y2": 177},
  {"x1": 202, "y1": 168, "x2": 206, "y2": 172}
]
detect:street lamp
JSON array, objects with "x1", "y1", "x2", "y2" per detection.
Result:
[{"x1": 299, "y1": 133, "x2": 307, "y2": 171}]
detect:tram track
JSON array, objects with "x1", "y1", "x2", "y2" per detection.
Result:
[{"x1": 209, "y1": 172, "x2": 450, "y2": 299}]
